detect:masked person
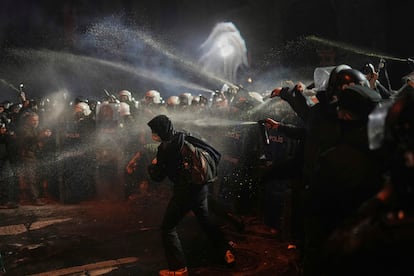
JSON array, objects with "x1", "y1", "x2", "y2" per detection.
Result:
[
  {"x1": 270, "y1": 66, "x2": 377, "y2": 275},
  {"x1": 146, "y1": 114, "x2": 234, "y2": 276},
  {"x1": 324, "y1": 90, "x2": 414, "y2": 275}
]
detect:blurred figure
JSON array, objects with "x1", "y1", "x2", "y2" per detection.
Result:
[
  {"x1": 395, "y1": 70, "x2": 414, "y2": 98},
  {"x1": 16, "y1": 111, "x2": 52, "y2": 205},
  {"x1": 94, "y1": 103, "x2": 124, "y2": 201},
  {"x1": 141, "y1": 89, "x2": 167, "y2": 117},
  {"x1": 0, "y1": 122, "x2": 19, "y2": 208},
  {"x1": 61, "y1": 100, "x2": 95, "y2": 203},
  {"x1": 325, "y1": 91, "x2": 414, "y2": 275},
  {"x1": 305, "y1": 85, "x2": 383, "y2": 275},
  {"x1": 165, "y1": 95, "x2": 180, "y2": 115},
  {"x1": 258, "y1": 118, "x2": 306, "y2": 240},
  {"x1": 118, "y1": 89, "x2": 139, "y2": 118},
  {"x1": 270, "y1": 65, "x2": 375, "y2": 275},
  {"x1": 190, "y1": 94, "x2": 211, "y2": 117},
  {"x1": 118, "y1": 102, "x2": 134, "y2": 128},
  {"x1": 211, "y1": 90, "x2": 229, "y2": 116},
  {"x1": 177, "y1": 92, "x2": 193, "y2": 112}
]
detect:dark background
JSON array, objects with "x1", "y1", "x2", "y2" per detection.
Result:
[{"x1": 0, "y1": 0, "x2": 413, "y2": 102}]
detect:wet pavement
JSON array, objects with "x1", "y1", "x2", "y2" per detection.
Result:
[{"x1": 0, "y1": 186, "x2": 301, "y2": 276}]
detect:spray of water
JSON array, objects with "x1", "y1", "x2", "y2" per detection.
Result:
[
  {"x1": 84, "y1": 20, "x2": 237, "y2": 90},
  {"x1": 168, "y1": 114, "x2": 257, "y2": 128},
  {"x1": 0, "y1": 79, "x2": 19, "y2": 93},
  {"x1": 10, "y1": 48, "x2": 215, "y2": 96},
  {"x1": 199, "y1": 22, "x2": 248, "y2": 84},
  {"x1": 306, "y1": 35, "x2": 406, "y2": 62}
]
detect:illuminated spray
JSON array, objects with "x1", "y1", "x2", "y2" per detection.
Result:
[
  {"x1": 133, "y1": 25, "x2": 243, "y2": 88},
  {"x1": 306, "y1": 35, "x2": 406, "y2": 62},
  {"x1": 86, "y1": 21, "x2": 238, "y2": 90},
  {"x1": 199, "y1": 22, "x2": 248, "y2": 84},
  {"x1": 0, "y1": 79, "x2": 20, "y2": 93},
  {"x1": 10, "y1": 49, "x2": 215, "y2": 95}
]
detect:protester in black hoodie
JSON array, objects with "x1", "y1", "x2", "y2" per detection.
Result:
[{"x1": 147, "y1": 114, "x2": 234, "y2": 276}]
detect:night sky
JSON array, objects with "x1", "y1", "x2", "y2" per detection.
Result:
[{"x1": 0, "y1": 0, "x2": 413, "y2": 102}]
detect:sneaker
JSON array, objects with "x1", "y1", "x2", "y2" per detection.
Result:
[
  {"x1": 159, "y1": 267, "x2": 188, "y2": 276},
  {"x1": 224, "y1": 249, "x2": 235, "y2": 265}
]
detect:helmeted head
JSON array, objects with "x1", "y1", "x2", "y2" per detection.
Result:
[
  {"x1": 337, "y1": 85, "x2": 382, "y2": 121},
  {"x1": 327, "y1": 66, "x2": 369, "y2": 100},
  {"x1": 118, "y1": 90, "x2": 132, "y2": 102},
  {"x1": 147, "y1": 114, "x2": 175, "y2": 141},
  {"x1": 326, "y1": 65, "x2": 352, "y2": 92},
  {"x1": 166, "y1": 96, "x2": 180, "y2": 107},
  {"x1": 73, "y1": 101, "x2": 91, "y2": 116},
  {"x1": 179, "y1": 92, "x2": 193, "y2": 106},
  {"x1": 199, "y1": 95, "x2": 209, "y2": 106},
  {"x1": 145, "y1": 90, "x2": 161, "y2": 104},
  {"x1": 191, "y1": 95, "x2": 200, "y2": 106},
  {"x1": 9, "y1": 103, "x2": 22, "y2": 114}
]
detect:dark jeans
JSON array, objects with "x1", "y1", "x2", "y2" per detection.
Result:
[{"x1": 161, "y1": 184, "x2": 228, "y2": 270}]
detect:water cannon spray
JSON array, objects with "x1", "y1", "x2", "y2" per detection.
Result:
[{"x1": 407, "y1": 58, "x2": 414, "y2": 71}]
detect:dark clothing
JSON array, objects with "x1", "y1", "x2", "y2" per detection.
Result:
[
  {"x1": 148, "y1": 132, "x2": 183, "y2": 187},
  {"x1": 16, "y1": 120, "x2": 43, "y2": 202},
  {"x1": 259, "y1": 124, "x2": 305, "y2": 237},
  {"x1": 147, "y1": 121, "x2": 229, "y2": 270},
  {"x1": 61, "y1": 114, "x2": 95, "y2": 203},
  {"x1": 324, "y1": 198, "x2": 414, "y2": 276},
  {"x1": 0, "y1": 133, "x2": 19, "y2": 205},
  {"x1": 160, "y1": 183, "x2": 227, "y2": 270},
  {"x1": 303, "y1": 122, "x2": 383, "y2": 276},
  {"x1": 279, "y1": 86, "x2": 383, "y2": 275},
  {"x1": 374, "y1": 81, "x2": 394, "y2": 99},
  {"x1": 279, "y1": 88, "x2": 340, "y2": 184}
]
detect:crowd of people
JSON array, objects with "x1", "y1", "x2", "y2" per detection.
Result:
[
  {"x1": 1, "y1": 61, "x2": 413, "y2": 275},
  {"x1": 0, "y1": 85, "x2": 268, "y2": 207}
]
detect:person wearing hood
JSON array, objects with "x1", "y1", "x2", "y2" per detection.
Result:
[{"x1": 146, "y1": 114, "x2": 234, "y2": 276}]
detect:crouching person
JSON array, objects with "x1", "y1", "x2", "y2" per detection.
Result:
[{"x1": 147, "y1": 114, "x2": 235, "y2": 276}]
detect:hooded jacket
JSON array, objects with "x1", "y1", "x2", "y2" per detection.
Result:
[{"x1": 147, "y1": 115, "x2": 185, "y2": 187}]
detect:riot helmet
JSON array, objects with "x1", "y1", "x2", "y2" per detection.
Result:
[
  {"x1": 166, "y1": 96, "x2": 180, "y2": 107},
  {"x1": 118, "y1": 90, "x2": 132, "y2": 102},
  {"x1": 191, "y1": 95, "x2": 200, "y2": 106},
  {"x1": 179, "y1": 92, "x2": 193, "y2": 106},
  {"x1": 327, "y1": 67, "x2": 368, "y2": 100},
  {"x1": 326, "y1": 64, "x2": 352, "y2": 99},
  {"x1": 73, "y1": 101, "x2": 91, "y2": 116},
  {"x1": 145, "y1": 90, "x2": 161, "y2": 104}
]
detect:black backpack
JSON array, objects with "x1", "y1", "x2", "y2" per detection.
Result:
[{"x1": 180, "y1": 134, "x2": 221, "y2": 185}]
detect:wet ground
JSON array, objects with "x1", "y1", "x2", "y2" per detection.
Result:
[{"x1": 0, "y1": 186, "x2": 301, "y2": 276}]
